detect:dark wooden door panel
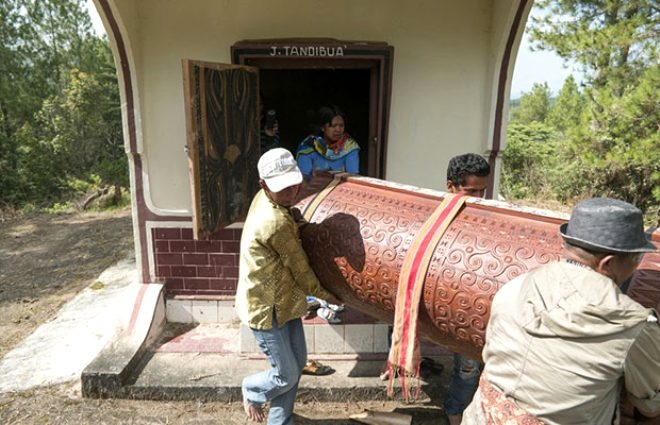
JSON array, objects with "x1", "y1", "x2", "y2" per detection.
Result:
[{"x1": 182, "y1": 60, "x2": 260, "y2": 239}]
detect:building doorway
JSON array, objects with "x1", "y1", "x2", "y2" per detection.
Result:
[
  {"x1": 259, "y1": 68, "x2": 370, "y2": 174},
  {"x1": 232, "y1": 39, "x2": 394, "y2": 179}
]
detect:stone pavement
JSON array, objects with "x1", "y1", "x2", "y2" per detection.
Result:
[
  {"x1": 0, "y1": 258, "x2": 453, "y2": 408},
  {"x1": 101, "y1": 321, "x2": 452, "y2": 403}
]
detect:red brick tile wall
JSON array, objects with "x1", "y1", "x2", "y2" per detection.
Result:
[{"x1": 153, "y1": 227, "x2": 241, "y2": 297}]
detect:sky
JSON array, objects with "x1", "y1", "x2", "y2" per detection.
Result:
[
  {"x1": 512, "y1": 28, "x2": 582, "y2": 98},
  {"x1": 85, "y1": 1, "x2": 580, "y2": 99}
]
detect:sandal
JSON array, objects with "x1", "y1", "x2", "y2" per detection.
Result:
[
  {"x1": 314, "y1": 297, "x2": 345, "y2": 313},
  {"x1": 317, "y1": 307, "x2": 342, "y2": 324},
  {"x1": 302, "y1": 360, "x2": 334, "y2": 376}
]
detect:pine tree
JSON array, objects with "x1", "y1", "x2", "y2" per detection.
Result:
[
  {"x1": 0, "y1": 0, "x2": 124, "y2": 208},
  {"x1": 515, "y1": 0, "x2": 660, "y2": 218},
  {"x1": 547, "y1": 76, "x2": 584, "y2": 134},
  {"x1": 510, "y1": 82, "x2": 552, "y2": 124}
]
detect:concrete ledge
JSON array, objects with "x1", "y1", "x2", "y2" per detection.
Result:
[
  {"x1": 82, "y1": 283, "x2": 165, "y2": 398},
  {"x1": 94, "y1": 354, "x2": 450, "y2": 402},
  {"x1": 81, "y1": 339, "x2": 146, "y2": 398}
]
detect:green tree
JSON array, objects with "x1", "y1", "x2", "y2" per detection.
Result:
[
  {"x1": 0, "y1": 3, "x2": 31, "y2": 205},
  {"x1": 510, "y1": 82, "x2": 552, "y2": 124},
  {"x1": 547, "y1": 76, "x2": 584, "y2": 134},
  {"x1": 24, "y1": 50, "x2": 124, "y2": 206},
  {"x1": 507, "y1": 0, "x2": 660, "y2": 219},
  {"x1": 0, "y1": 0, "x2": 125, "y2": 209},
  {"x1": 530, "y1": 0, "x2": 658, "y2": 92},
  {"x1": 0, "y1": 0, "x2": 93, "y2": 129},
  {"x1": 501, "y1": 122, "x2": 559, "y2": 199},
  {"x1": 571, "y1": 66, "x2": 660, "y2": 212}
]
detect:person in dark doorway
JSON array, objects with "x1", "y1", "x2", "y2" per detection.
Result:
[
  {"x1": 462, "y1": 197, "x2": 659, "y2": 424},
  {"x1": 295, "y1": 105, "x2": 360, "y2": 180},
  {"x1": 443, "y1": 153, "x2": 491, "y2": 425},
  {"x1": 235, "y1": 148, "x2": 340, "y2": 424},
  {"x1": 261, "y1": 108, "x2": 280, "y2": 153}
]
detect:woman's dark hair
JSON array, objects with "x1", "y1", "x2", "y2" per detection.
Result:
[
  {"x1": 318, "y1": 105, "x2": 346, "y2": 128},
  {"x1": 447, "y1": 153, "x2": 490, "y2": 187}
]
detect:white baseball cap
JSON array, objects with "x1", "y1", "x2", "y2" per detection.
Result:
[{"x1": 257, "y1": 148, "x2": 303, "y2": 193}]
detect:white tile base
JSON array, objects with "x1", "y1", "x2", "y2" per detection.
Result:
[
  {"x1": 239, "y1": 323, "x2": 390, "y2": 354},
  {"x1": 166, "y1": 299, "x2": 238, "y2": 324}
]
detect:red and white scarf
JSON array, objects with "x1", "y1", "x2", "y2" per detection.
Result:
[{"x1": 386, "y1": 193, "x2": 465, "y2": 400}]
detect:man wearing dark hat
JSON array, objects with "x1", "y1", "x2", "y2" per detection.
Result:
[{"x1": 462, "y1": 198, "x2": 659, "y2": 425}]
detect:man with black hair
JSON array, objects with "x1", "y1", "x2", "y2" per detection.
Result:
[{"x1": 446, "y1": 152, "x2": 491, "y2": 198}]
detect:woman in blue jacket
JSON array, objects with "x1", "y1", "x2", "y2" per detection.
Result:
[{"x1": 296, "y1": 105, "x2": 360, "y2": 180}]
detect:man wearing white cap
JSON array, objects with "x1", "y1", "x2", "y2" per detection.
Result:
[
  {"x1": 462, "y1": 197, "x2": 660, "y2": 424},
  {"x1": 235, "y1": 148, "x2": 339, "y2": 425}
]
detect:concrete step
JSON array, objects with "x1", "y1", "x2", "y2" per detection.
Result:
[
  {"x1": 82, "y1": 284, "x2": 452, "y2": 401},
  {"x1": 83, "y1": 321, "x2": 452, "y2": 402}
]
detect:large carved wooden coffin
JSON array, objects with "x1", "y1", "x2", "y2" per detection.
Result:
[{"x1": 294, "y1": 173, "x2": 660, "y2": 361}]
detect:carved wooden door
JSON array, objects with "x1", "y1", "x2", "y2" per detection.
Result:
[{"x1": 182, "y1": 60, "x2": 260, "y2": 239}]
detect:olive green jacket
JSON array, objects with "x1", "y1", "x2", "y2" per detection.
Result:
[{"x1": 235, "y1": 189, "x2": 333, "y2": 330}]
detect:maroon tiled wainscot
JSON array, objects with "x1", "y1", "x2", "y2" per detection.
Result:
[{"x1": 153, "y1": 226, "x2": 241, "y2": 297}]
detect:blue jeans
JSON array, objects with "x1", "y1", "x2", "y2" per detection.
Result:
[
  {"x1": 443, "y1": 353, "x2": 482, "y2": 415},
  {"x1": 242, "y1": 314, "x2": 307, "y2": 425}
]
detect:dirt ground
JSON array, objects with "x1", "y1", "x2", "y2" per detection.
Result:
[{"x1": 0, "y1": 208, "x2": 449, "y2": 424}]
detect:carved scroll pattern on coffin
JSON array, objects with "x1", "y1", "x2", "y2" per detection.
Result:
[
  {"x1": 298, "y1": 177, "x2": 565, "y2": 359},
  {"x1": 301, "y1": 182, "x2": 438, "y2": 323},
  {"x1": 424, "y1": 209, "x2": 563, "y2": 356}
]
